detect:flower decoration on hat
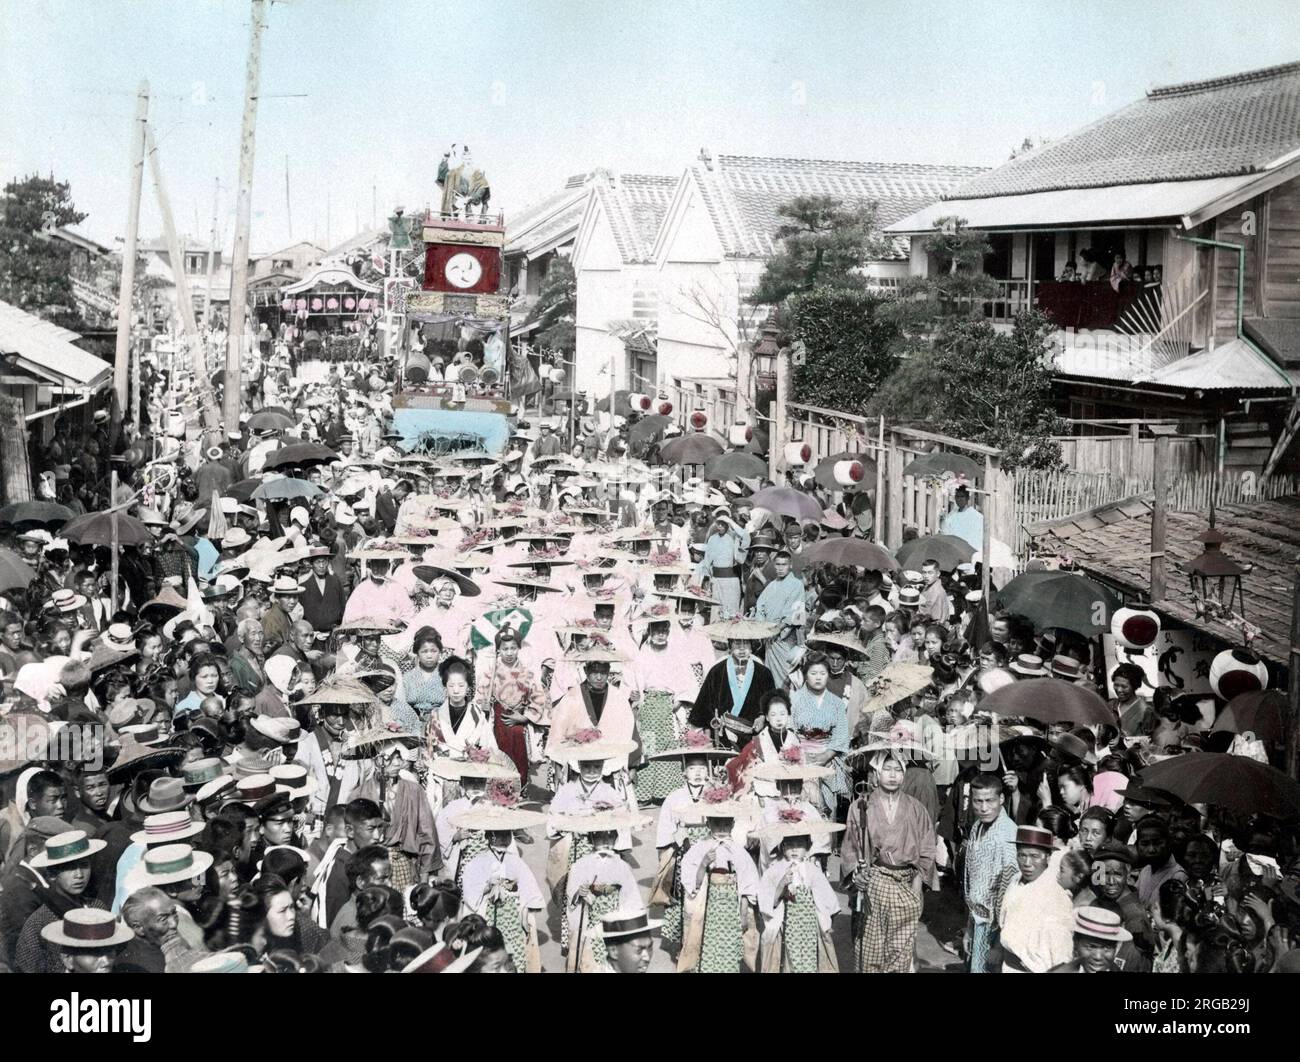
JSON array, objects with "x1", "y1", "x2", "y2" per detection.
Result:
[
  {"x1": 466, "y1": 745, "x2": 491, "y2": 764},
  {"x1": 648, "y1": 550, "x2": 680, "y2": 566},
  {"x1": 779, "y1": 745, "x2": 804, "y2": 764},
  {"x1": 778, "y1": 807, "x2": 805, "y2": 823},
  {"x1": 702, "y1": 785, "x2": 733, "y2": 804},
  {"x1": 683, "y1": 728, "x2": 712, "y2": 749},
  {"x1": 487, "y1": 779, "x2": 520, "y2": 807},
  {"x1": 572, "y1": 727, "x2": 603, "y2": 745}
]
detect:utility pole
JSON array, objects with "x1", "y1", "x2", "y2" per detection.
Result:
[
  {"x1": 113, "y1": 81, "x2": 149, "y2": 414},
  {"x1": 285, "y1": 155, "x2": 292, "y2": 239},
  {"x1": 223, "y1": 0, "x2": 268, "y2": 432},
  {"x1": 1150, "y1": 427, "x2": 1177, "y2": 602},
  {"x1": 148, "y1": 125, "x2": 219, "y2": 429},
  {"x1": 1288, "y1": 557, "x2": 1300, "y2": 779},
  {"x1": 769, "y1": 345, "x2": 791, "y2": 483},
  {"x1": 203, "y1": 178, "x2": 219, "y2": 329}
]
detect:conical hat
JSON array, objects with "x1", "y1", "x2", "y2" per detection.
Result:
[
  {"x1": 562, "y1": 645, "x2": 630, "y2": 664},
  {"x1": 806, "y1": 632, "x2": 870, "y2": 656},
  {"x1": 449, "y1": 803, "x2": 546, "y2": 832},
  {"x1": 752, "y1": 818, "x2": 847, "y2": 844},
  {"x1": 860, "y1": 662, "x2": 934, "y2": 716},
  {"x1": 430, "y1": 756, "x2": 517, "y2": 782}
]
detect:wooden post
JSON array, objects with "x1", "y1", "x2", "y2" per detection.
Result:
[
  {"x1": 1151, "y1": 427, "x2": 1177, "y2": 602},
  {"x1": 1288, "y1": 557, "x2": 1300, "y2": 780},
  {"x1": 113, "y1": 81, "x2": 149, "y2": 413},
  {"x1": 109, "y1": 470, "x2": 119, "y2": 615},
  {"x1": 203, "y1": 177, "x2": 220, "y2": 329},
  {"x1": 769, "y1": 347, "x2": 790, "y2": 483},
  {"x1": 874, "y1": 414, "x2": 885, "y2": 544},
  {"x1": 887, "y1": 433, "x2": 904, "y2": 549},
  {"x1": 982, "y1": 454, "x2": 996, "y2": 604},
  {"x1": 223, "y1": 0, "x2": 268, "y2": 432},
  {"x1": 0, "y1": 394, "x2": 32, "y2": 505}
]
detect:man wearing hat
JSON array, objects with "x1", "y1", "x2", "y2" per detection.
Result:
[
  {"x1": 990, "y1": 824, "x2": 1074, "y2": 973},
  {"x1": 0, "y1": 815, "x2": 73, "y2": 968},
  {"x1": 261, "y1": 575, "x2": 304, "y2": 652},
  {"x1": 690, "y1": 507, "x2": 751, "y2": 620},
  {"x1": 741, "y1": 527, "x2": 778, "y2": 613},
  {"x1": 300, "y1": 547, "x2": 348, "y2": 634},
  {"x1": 40, "y1": 907, "x2": 135, "y2": 973},
  {"x1": 195, "y1": 443, "x2": 234, "y2": 502},
  {"x1": 15, "y1": 830, "x2": 109, "y2": 972},
  {"x1": 600, "y1": 909, "x2": 661, "y2": 973},
  {"x1": 1048, "y1": 906, "x2": 1132, "y2": 973}
]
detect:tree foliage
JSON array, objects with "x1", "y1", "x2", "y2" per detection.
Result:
[
  {"x1": 0, "y1": 174, "x2": 87, "y2": 327},
  {"x1": 884, "y1": 216, "x2": 999, "y2": 340},
  {"x1": 525, "y1": 255, "x2": 576, "y2": 355},
  {"x1": 752, "y1": 195, "x2": 893, "y2": 306},
  {"x1": 870, "y1": 310, "x2": 1065, "y2": 471},
  {"x1": 788, "y1": 287, "x2": 900, "y2": 412}
]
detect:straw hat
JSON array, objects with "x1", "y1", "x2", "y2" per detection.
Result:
[
  {"x1": 137, "y1": 843, "x2": 213, "y2": 887},
  {"x1": 562, "y1": 644, "x2": 630, "y2": 664},
  {"x1": 40, "y1": 909, "x2": 135, "y2": 950},
  {"x1": 430, "y1": 757, "x2": 517, "y2": 782},
  {"x1": 492, "y1": 576, "x2": 565, "y2": 594},
  {"x1": 270, "y1": 763, "x2": 316, "y2": 800},
  {"x1": 335, "y1": 616, "x2": 405, "y2": 635},
  {"x1": 548, "y1": 738, "x2": 638, "y2": 764},
  {"x1": 649, "y1": 728, "x2": 734, "y2": 761},
  {"x1": 30, "y1": 830, "x2": 107, "y2": 869},
  {"x1": 131, "y1": 809, "x2": 206, "y2": 847},
  {"x1": 600, "y1": 909, "x2": 663, "y2": 942},
  {"x1": 749, "y1": 758, "x2": 834, "y2": 783},
  {"x1": 180, "y1": 757, "x2": 226, "y2": 791},
  {"x1": 806, "y1": 632, "x2": 869, "y2": 656},
  {"x1": 752, "y1": 815, "x2": 848, "y2": 845},
  {"x1": 548, "y1": 808, "x2": 651, "y2": 834},
  {"x1": 448, "y1": 803, "x2": 547, "y2": 832},
  {"x1": 1072, "y1": 906, "x2": 1132, "y2": 943},
  {"x1": 1010, "y1": 654, "x2": 1048, "y2": 677},
  {"x1": 271, "y1": 575, "x2": 303, "y2": 596}
]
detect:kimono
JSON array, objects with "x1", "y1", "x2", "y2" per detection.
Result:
[
  {"x1": 382, "y1": 771, "x2": 438, "y2": 889},
  {"x1": 435, "y1": 796, "x2": 520, "y2": 885},
  {"x1": 545, "y1": 779, "x2": 634, "y2": 891},
  {"x1": 393, "y1": 666, "x2": 446, "y2": 726},
  {"x1": 758, "y1": 857, "x2": 839, "y2": 973},
  {"x1": 789, "y1": 686, "x2": 850, "y2": 811},
  {"x1": 565, "y1": 850, "x2": 643, "y2": 972},
  {"x1": 960, "y1": 811, "x2": 1018, "y2": 973},
  {"x1": 688, "y1": 657, "x2": 775, "y2": 745},
  {"x1": 295, "y1": 727, "x2": 376, "y2": 818},
  {"x1": 753, "y1": 572, "x2": 806, "y2": 687},
  {"x1": 678, "y1": 836, "x2": 760, "y2": 973},
  {"x1": 727, "y1": 726, "x2": 801, "y2": 798},
  {"x1": 756, "y1": 797, "x2": 831, "y2": 868},
  {"x1": 342, "y1": 576, "x2": 416, "y2": 626},
  {"x1": 460, "y1": 848, "x2": 544, "y2": 973},
  {"x1": 997, "y1": 868, "x2": 1076, "y2": 973},
  {"x1": 626, "y1": 638, "x2": 701, "y2": 801},
  {"x1": 840, "y1": 790, "x2": 936, "y2": 973},
  {"x1": 691, "y1": 526, "x2": 751, "y2": 619},
  {"x1": 547, "y1": 682, "x2": 638, "y2": 775},
  {"x1": 483, "y1": 660, "x2": 547, "y2": 785}
]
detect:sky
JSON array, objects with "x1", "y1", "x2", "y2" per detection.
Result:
[{"x1": 3, "y1": 0, "x2": 1299, "y2": 255}]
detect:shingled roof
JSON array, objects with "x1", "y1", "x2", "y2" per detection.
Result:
[
  {"x1": 952, "y1": 60, "x2": 1300, "y2": 200},
  {"x1": 593, "y1": 173, "x2": 678, "y2": 264},
  {"x1": 690, "y1": 154, "x2": 987, "y2": 259}
]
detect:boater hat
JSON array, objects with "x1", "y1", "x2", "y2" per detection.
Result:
[
  {"x1": 138, "y1": 843, "x2": 214, "y2": 887},
  {"x1": 1072, "y1": 905, "x2": 1132, "y2": 943},
  {"x1": 1014, "y1": 825, "x2": 1056, "y2": 850},
  {"x1": 30, "y1": 830, "x2": 108, "y2": 868},
  {"x1": 600, "y1": 909, "x2": 663, "y2": 942},
  {"x1": 41, "y1": 909, "x2": 135, "y2": 950},
  {"x1": 131, "y1": 810, "x2": 206, "y2": 847}
]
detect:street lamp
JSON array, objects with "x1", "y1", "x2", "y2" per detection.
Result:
[{"x1": 1186, "y1": 526, "x2": 1247, "y2": 621}]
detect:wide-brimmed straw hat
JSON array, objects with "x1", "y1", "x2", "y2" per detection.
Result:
[
  {"x1": 749, "y1": 758, "x2": 834, "y2": 782},
  {"x1": 752, "y1": 815, "x2": 847, "y2": 844},
  {"x1": 40, "y1": 909, "x2": 135, "y2": 950},
  {"x1": 30, "y1": 830, "x2": 107, "y2": 869},
  {"x1": 448, "y1": 803, "x2": 547, "y2": 832},
  {"x1": 131, "y1": 809, "x2": 206, "y2": 847},
  {"x1": 701, "y1": 618, "x2": 779, "y2": 641},
  {"x1": 1072, "y1": 905, "x2": 1132, "y2": 943},
  {"x1": 430, "y1": 757, "x2": 517, "y2": 782},
  {"x1": 549, "y1": 738, "x2": 638, "y2": 764},
  {"x1": 548, "y1": 808, "x2": 651, "y2": 834},
  {"x1": 137, "y1": 843, "x2": 213, "y2": 887},
  {"x1": 562, "y1": 644, "x2": 630, "y2": 664}
]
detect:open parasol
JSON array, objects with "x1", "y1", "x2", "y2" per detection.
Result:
[
  {"x1": 246, "y1": 410, "x2": 296, "y2": 432},
  {"x1": 628, "y1": 414, "x2": 672, "y2": 446},
  {"x1": 1209, "y1": 690, "x2": 1286, "y2": 746},
  {"x1": 903, "y1": 451, "x2": 984, "y2": 483},
  {"x1": 1137, "y1": 753, "x2": 1300, "y2": 819},
  {"x1": 226, "y1": 478, "x2": 262, "y2": 504},
  {"x1": 748, "y1": 486, "x2": 823, "y2": 523},
  {"x1": 702, "y1": 450, "x2": 768, "y2": 482},
  {"x1": 252, "y1": 478, "x2": 324, "y2": 502},
  {"x1": 0, "y1": 547, "x2": 36, "y2": 592},
  {"x1": 263, "y1": 442, "x2": 340, "y2": 471},
  {"x1": 61, "y1": 510, "x2": 153, "y2": 547},
  {"x1": 0, "y1": 501, "x2": 75, "y2": 526},
  {"x1": 800, "y1": 537, "x2": 898, "y2": 571},
  {"x1": 659, "y1": 433, "x2": 724, "y2": 467},
  {"x1": 980, "y1": 677, "x2": 1116, "y2": 726},
  {"x1": 994, "y1": 570, "x2": 1122, "y2": 637},
  {"x1": 859, "y1": 662, "x2": 934, "y2": 719},
  {"x1": 894, "y1": 534, "x2": 975, "y2": 572}
]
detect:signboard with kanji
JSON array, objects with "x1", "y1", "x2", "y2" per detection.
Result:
[{"x1": 1101, "y1": 629, "x2": 1218, "y2": 698}]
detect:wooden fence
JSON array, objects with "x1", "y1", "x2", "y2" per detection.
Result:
[{"x1": 1054, "y1": 433, "x2": 1211, "y2": 479}]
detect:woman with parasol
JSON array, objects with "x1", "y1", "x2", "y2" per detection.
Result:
[{"x1": 755, "y1": 815, "x2": 844, "y2": 972}]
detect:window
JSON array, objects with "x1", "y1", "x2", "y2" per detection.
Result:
[{"x1": 186, "y1": 254, "x2": 204, "y2": 274}]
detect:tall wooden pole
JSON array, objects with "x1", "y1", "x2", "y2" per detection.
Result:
[
  {"x1": 1283, "y1": 557, "x2": 1300, "y2": 779},
  {"x1": 223, "y1": 0, "x2": 268, "y2": 432},
  {"x1": 1151, "y1": 428, "x2": 1173, "y2": 602},
  {"x1": 203, "y1": 178, "x2": 219, "y2": 329},
  {"x1": 113, "y1": 81, "x2": 149, "y2": 413},
  {"x1": 109, "y1": 471, "x2": 120, "y2": 615},
  {"x1": 874, "y1": 414, "x2": 885, "y2": 544},
  {"x1": 769, "y1": 347, "x2": 790, "y2": 483},
  {"x1": 982, "y1": 454, "x2": 996, "y2": 604}
]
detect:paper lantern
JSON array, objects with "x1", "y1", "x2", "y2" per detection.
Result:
[
  {"x1": 549, "y1": 366, "x2": 566, "y2": 384},
  {"x1": 280, "y1": 298, "x2": 293, "y2": 311},
  {"x1": 1209, "y1": 648, "x2": 1268, "y2": 701},
  {"x1": 783, "y1": 442, "x2": 812, "y2": 467},
  {"x1": 359, "y1": 298, "x2": 372, "y2": 310},
  {"x1": 628, "y1": 392, "x2": 651, "y2": 412},
  {"x1": 326, "y1": 297, "x2": 339, "y2": 310},
  {"x1": 689, "y1": 411, "x2": 708, "y2": 430},
  {"x1": 728, "y1": 425, "x2": 751, "y2": 446},
  {"x1": 657, "y1": 400, "x2": 673, "y2": 416},
  {"x1": 344, "y1": 296, "x2": 356, "y2": 310},
  {"x1": 311, "y1": 298, "x2": 323, "y2": 311},
  {"x1": 833, "y1": 460, "x2": 865, "y2": 487},
  {"x1": 295, "y1": 298, "x2": 307, "y2": 311},
  {"x1": 1110, "y1": 607, "x2": 1160, "y2": 649}
]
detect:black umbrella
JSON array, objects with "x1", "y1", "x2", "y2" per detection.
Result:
[
  {"x1": 62, "y1": 510, "x2": 153, "y2": 547},
  {"x1": 801, "y1": 537, "x2": 898, "y2": 571},
  {"x1": 628, "y1": 414, "x2": 672, "y2": 445},
  {"x1": 994, "y1": 570, "x2": 1122, "y2": 636},
  {"x1": 263, "y1": 442, "x2": 340, "y2": 471},
  {"x1": 894, "y1": 534, "x2": 975, "y2": 571},
  {"x1": 980, "y1": 678, "x2": 1116, "y2": 725},
  {"x1": 904, "y1": 451, "x2": 984, "y2": 483},
  {"x1": 0, "y1": 501, "x2": 75, "y2": 526},
  {"x1": 702, "y1": 450, "x2": 768, "y2": 482},
  {"x1": 226, "y1": 479, "x2": 262, "y2": 504},
  {"x1": 659, "y1": 434, "x2": 724, "y2": 467},
  {"x1": 813, "y1": 451, "x2": 877, "y2": 493},
  {"x1": 1138, "y1": 753, "x2": 1300, "y2": 819},
  {"x1": 0, "y1": 548, "x2": 35, "y2": 592}
]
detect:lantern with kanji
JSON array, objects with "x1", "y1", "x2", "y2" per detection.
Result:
[{"x1": 1186, "y1": 526, "x2": 1246, "y2": 621}]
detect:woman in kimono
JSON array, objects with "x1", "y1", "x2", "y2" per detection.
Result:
[
  {"x1": 425, "y1": 657, "x2": 498, "y2": 778},
  {"x1": 749, "y1": 757, "x2": 834, "y2": 870},
  {"x1": 627, "y1": 615, "x2": 701, "y2": 804},
  {"x1": 392, "y1": 625, "x2": 446, "y2": 730},
  {"x1": 677, "y1": 791, "x2": 760, "y2": 973},
  {"x1": 432, "y1": 759, "x2": 517, "y2": 887},
  {"x1": 544, "y1": 736, "x2": 638, "y2": 952},
  {"x1": 648, "y1": 733, "x2": 734, "y2": 955},
  {"x1": 756, "y1": 818, "x2": 845, "y2": 973},
  {"x1": 557, "y1": 813, "x2": 647, "y2": 972},
  {"x1": 456, "y1": 803, "x2": 547, "y2": 973},
  {"x1": 841, "y1": 746, "x2": 937, "y2": 973},
  {"x1": 725, "y1": 690, "x2": 801, "y2": 797},
  {"x1": 482, "y1": 626, "x2": 547, "y2": 786},
  {"x1": 788, "y1": 652, "x2": 851, "y2": 813}
]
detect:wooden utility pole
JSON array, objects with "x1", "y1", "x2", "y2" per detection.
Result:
[
  {"x1": 223, "y1": 0, "x2": 268, "y2": 432},
  {"x1": 1288, "y1": 557, "x2": 1300, "y2": 779},
  {"x1": 982, "y1": 454, "x2": 997, "y2": 604},
  {"x1": 113, "y1": 80, "x2": 149, "y2": 413},
  {"x1": 148, "y1": 126, "x2": 219, "y2": 429},
  {"x1": 203, "y1": 178, "x2": 219, "y2": 329},
  {"x1": 769, "y1": 346, "x2": 791, "y2": 483},
  {"x1": 1150, "y1": 427, "x2": 1176, "y2": 602}
]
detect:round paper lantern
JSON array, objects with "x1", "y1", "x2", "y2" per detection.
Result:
[
  {"x1": 550, "y1": 366, "x2": 566, "y2": 385},
  {"x1": 311, "y1": 298, "x2": 323, "y2": 311},
  {"x1": 657, "y1": 400, "x2": 673, "y2": 416},
  {"x1": 344, "y1": 296, "x2": 356, "y2": 310},
  {"x1": 783, "y1": 442, "x2": 812, "y2": 467},
  {"x1": 1110, "y1": 607, "x2": 1160, "y2": 649},
  {"x1": 1209, "y1": 648, "x2": 1269, "y2": 701},
  {"x1": 326, "y1": 297, "x2": 339, "y2": 310},
  {"x1": 628, "y1": 392, "x2": 651, "y2": 412},
  {"x1": 295, "y1": 298, "x2": 307, "y2": 311},
  {"x1": 359, "y1": 298, "x2": 372, "y2": 310},
  {"x1": 833, "y1": 460, "x2": 865, "y2": 487},
  {"x1": 728, "y1": 425, "x2": 750, "y2": 446},
  {"x1": 689, "y1": 411, "x2": 708, "y2": 430},
  {"x1": 280, "y1": 298, "x2": 293, "y2": 311}
]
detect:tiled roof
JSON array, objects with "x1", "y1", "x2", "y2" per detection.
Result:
[
  {"x1": 504, "y1": 174, "x2": 601, "y2": 256},
  {"x1": 594, "y1": 174, "x2": 678, "y2": 263},
  {"x1": 952, "y1": 60, "x2": 1300, "y2": 200},
  {"x1": 0, "y1": 298, "x2": 111, "y2": 386},
  {"x1": 690, "y1": 155, "x2": 986, "y2": 259}
]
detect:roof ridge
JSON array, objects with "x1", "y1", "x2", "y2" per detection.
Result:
[
  {"x1": 1149, "y1": 59, "x2": 1300, "y2": 98},
  {"x1": 716, "y1": 153, "x2": 987, "y2": 173}
]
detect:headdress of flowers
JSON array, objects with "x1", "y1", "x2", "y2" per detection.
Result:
[
  {"x1": 702, "y1": 785, "x2": 733, "y2": 804},
  {"x1": 572, "y1": 727, "x2": 603, "y2": 745},
  {"x1": 487, "y1": 779, "x2": 520, "y2": 807},
  {"x1": 779, "y1": 745, "x2": 804, "y2": 764},
  {"x1": 778, "y1": 807, "x2": 805, "y2": 823},
  {"x1": 683, "y1": 728, "x2": 712, "y2": 749}
]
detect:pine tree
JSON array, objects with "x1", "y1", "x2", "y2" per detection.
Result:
[
  {"x1": 0, "y1": 174, "x2": 88, "y2": 326},
  {"x1": 752, "y1": 196, "x2": 892, "y2": 306},
  {"x1": 525, "y1": 255, "x2": 576, "y2": 355}
]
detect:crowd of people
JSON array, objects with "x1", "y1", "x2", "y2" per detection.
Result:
[{"x1": 0, "y1": 347, "x2": 1297, "y2": 976}]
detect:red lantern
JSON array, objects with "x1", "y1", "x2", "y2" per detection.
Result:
[
  {"x1": 344, "y1": 296, "x2": 356, "y2": 310},
  {"x1": 311, "y1": 298, "x2": 323, "y2": 311},
  {"x1": 833, "y1": 460, "x2": 865, "y2": 486},
  {"x1": 657, "y1": 400, "x2": 673, "y2": 416},
  {"x1": 689, "y1": 411, "x2": 707, "y2": 430},
  {"x1": 295, "y1": 298, "x2": 307, "y2": 311}
]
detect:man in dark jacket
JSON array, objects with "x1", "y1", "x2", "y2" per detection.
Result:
[{"x1": 300, "y1": 549, "x2": 346, "y2": 634}]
